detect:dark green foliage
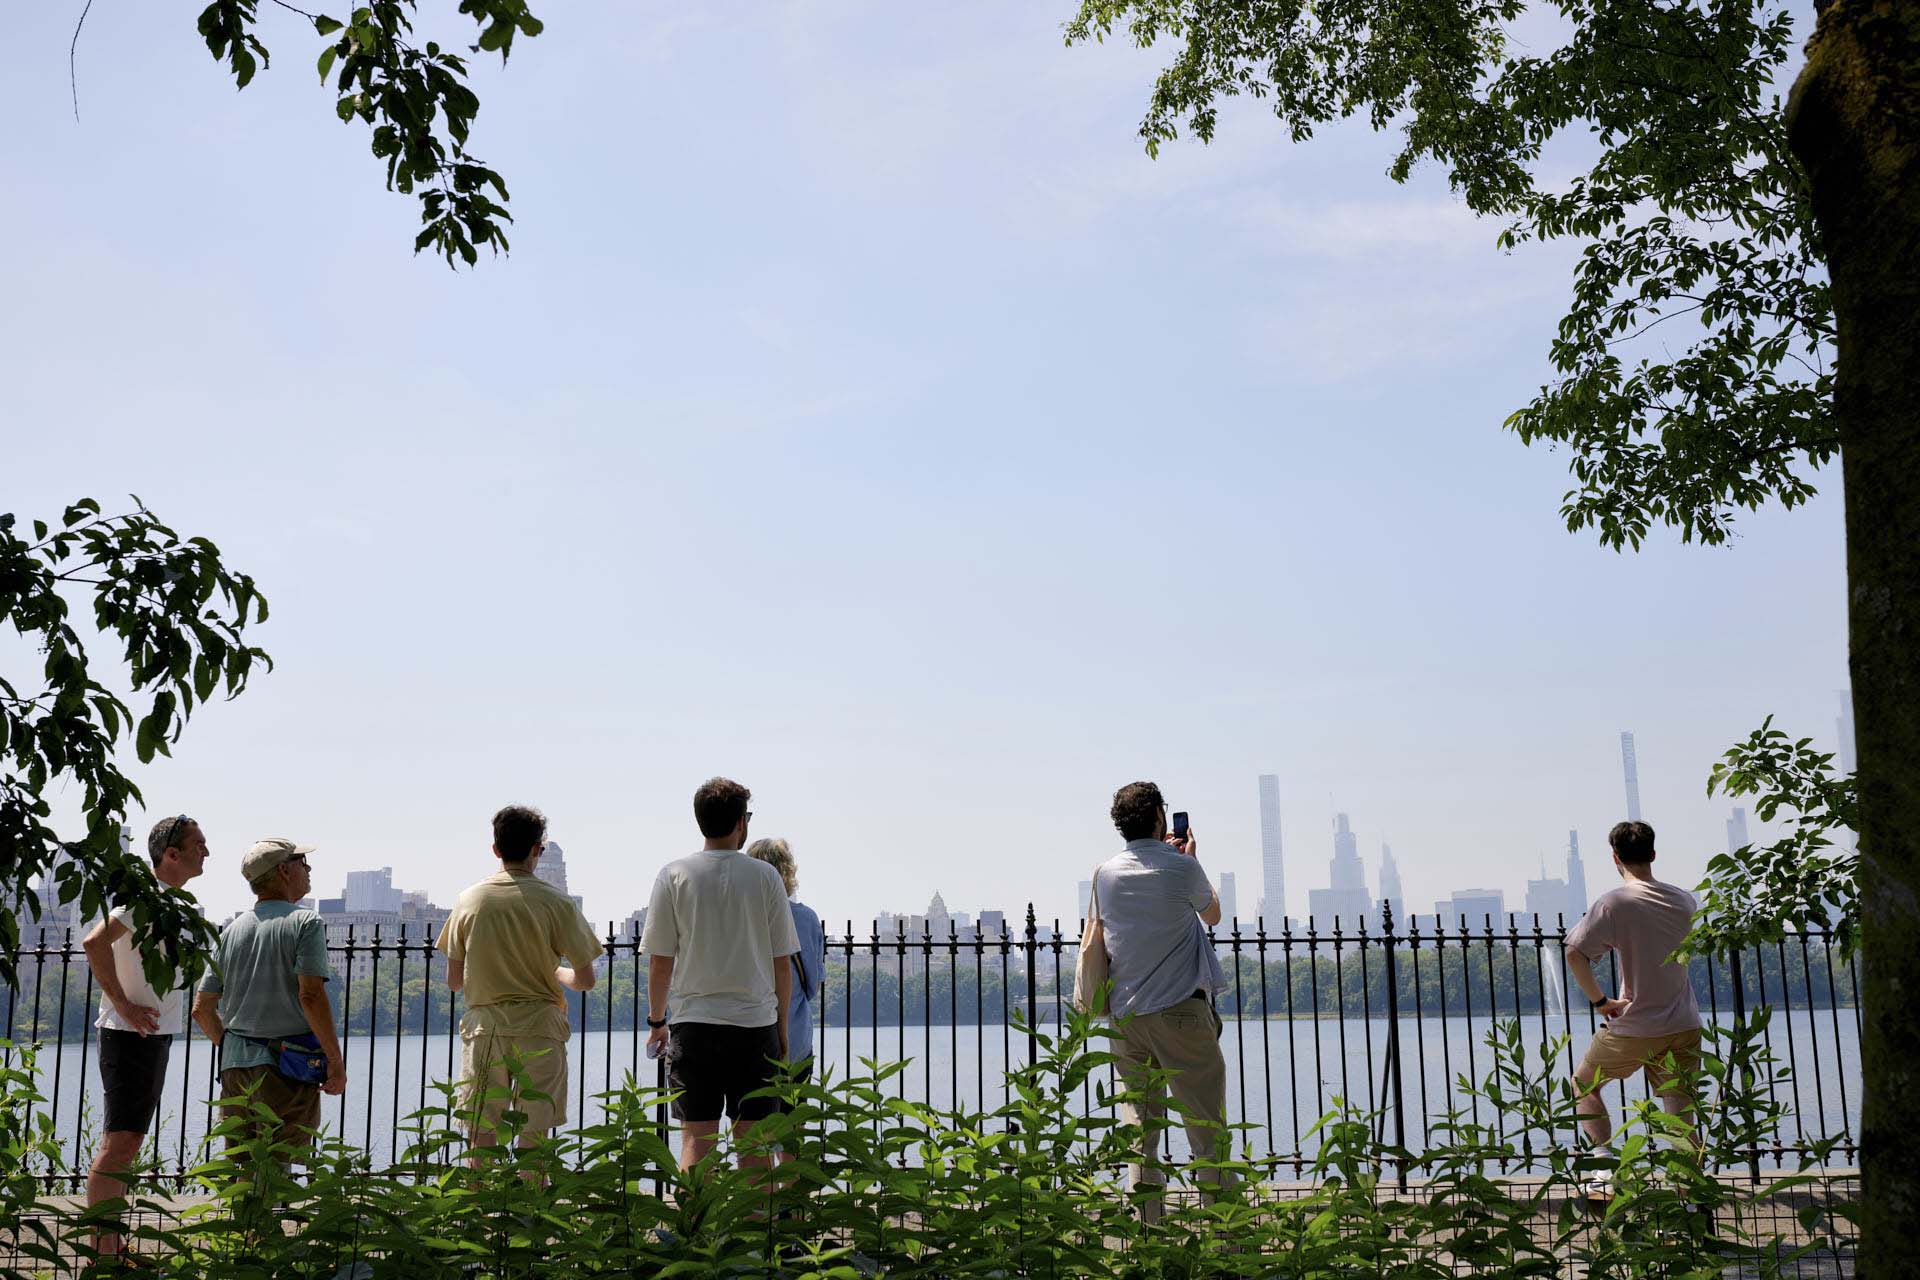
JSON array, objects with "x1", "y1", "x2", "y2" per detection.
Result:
[
  {"x1": 0, "y1": 499, "x2": 270, "y2": 989},
  {"x1": 193, "y1": 0, "x2": 544, "y2": 267},
  {"x1": 0, "y1": 1008, "x2": 1856, "y2": 1278},
  {"x1": 1065, "y1": 0, "x2": 1834, "y2": 549},
  {"x1": 1686, "y1": 719, "x2": 1859, "y2": 962}
]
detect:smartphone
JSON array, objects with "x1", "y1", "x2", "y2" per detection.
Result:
[{"x1": 1171, "y1": 811, "x2": 1190, "y2": 840}]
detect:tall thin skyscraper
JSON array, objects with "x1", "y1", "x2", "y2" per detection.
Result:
[
  {"x1": 1217, "y1": 872, "x2": 1238, "y2": 923},
  {"x1": 1620, "y1": 731, "x2": 1643, "y2": 821},
  {"x1": 1726, "y1": 807, "x2": 1752, "y2": 854},
  {"x1": 1837, "y1": 690, "x2": 1857, "y2": 775},
  {"x1": 1566, "y1": 830, "x2": 1588, "y2": 918},
  {"x1": 1258, "y1": 774, "x2": 1286, "y2": 925},
  {"x1": 1377, "y1": 843, "x2": 1404, "y2": 926}
]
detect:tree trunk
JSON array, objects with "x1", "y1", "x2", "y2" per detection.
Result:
[{"x1": 1787, "y1": 3, "x2": 1920, "y2": 1275}]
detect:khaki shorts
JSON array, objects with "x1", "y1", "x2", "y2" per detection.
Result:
[
  {"x1": 1575, "y1": 1026, "x2": 1702, "y2": 1094},
  {"x1": 460, "y1": 1028, "x2": 569, "y2": 1137},
  {"x1": 219, "y1": 1064, "x2": 322, "y2": 1153}
]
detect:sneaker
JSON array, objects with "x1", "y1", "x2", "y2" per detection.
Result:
[{"x1": 1581, "y1": 1166, "x2": 1616, "y2": 1202}]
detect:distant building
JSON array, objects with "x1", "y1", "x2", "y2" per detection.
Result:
[
  {"x1": 620, "y1": 907, "x2": 647, "y2": 940},
  {"x1": 1077, "y1": 879, "x2": 1093, "y2": 922},
  {"x1": 1377, "y1": 844, "x2": 1404, "y2": 927},
  {"x1": 1837, "y1": 690, "x2": 1857, "y2": 775},
  {"x1": 536, "y1": 841, "x2": 586, "y2": 915},
  {"x1": 1566, "y1": 830, "x2": 1589, "y2": 919},
  {"x1": 1620, "y1": 731, "x2": 1644, "y2": 822},
  {"x1": 1307, "y1": 813, "x2": 1373, "y2": 929},
  {"x1": 1522, "y1": 831, "x2": 1590, "y2": 930},
  {"x1": 1217, "y1": 872, "x2": 1238, "y2": 923},
  {"x1": 1726, "y1": 807, "x2": 1752, "y2": 854},
  {"x1": 977, "y1": 909, "x2": 1006, "y2": 937},
  {"x1": 1434, "y1": 888, "x2": 1507, "y2": 932},
  {"x1": 343, "y1": 867, "x2": 403, "y2": 915},
  {"x1": 1258, "y1": 775, "x2": 1287, "y2": 927}
]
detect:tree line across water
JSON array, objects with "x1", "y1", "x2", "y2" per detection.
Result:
[{"x1": 0, "y1": 934, "x2": 1861, "y2": 1040}]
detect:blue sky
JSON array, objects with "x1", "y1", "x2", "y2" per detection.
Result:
[{"x1": 3, "y1": 1, "x2": 1844, "y2": 931}]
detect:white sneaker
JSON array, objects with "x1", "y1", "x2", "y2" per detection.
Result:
[{"x1": 1582, "y1": 1166, "x2": 1616, "y2": 1202}]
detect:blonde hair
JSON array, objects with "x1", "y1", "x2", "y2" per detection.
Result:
[{"x1": 746, "y1": 837, "x2": 797, "y2": 896}]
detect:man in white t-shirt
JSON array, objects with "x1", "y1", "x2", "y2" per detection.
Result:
[
  {"x1": 1564, "y1": 819, "x2": 1702, "y2": 1197},
  {"x1": 80, "y1": 814, "x2": 210, "y2": 1258},
  {"x1": 641, "y1": 777, "x2": 799, "y2": 1171}
]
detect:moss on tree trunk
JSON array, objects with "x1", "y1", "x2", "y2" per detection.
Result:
[{"x1": 1788, "y1": 1, "x2": 1920, "y2": 1272}]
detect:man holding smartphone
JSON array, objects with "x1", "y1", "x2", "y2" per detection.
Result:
[{"x1": 1088, "y1": 780, "x2": 1228, "y2": 1225}]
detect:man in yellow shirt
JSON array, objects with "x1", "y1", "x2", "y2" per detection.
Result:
[{"x1": 437, "y1": 805, "x2": 604, "y2": 1148}]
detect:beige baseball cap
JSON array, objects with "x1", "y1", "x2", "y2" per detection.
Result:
[{"x1": 241, "y1": 837, "x2": 317, "y2": 883}]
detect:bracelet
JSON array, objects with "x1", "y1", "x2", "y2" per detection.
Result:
[
  {"x1": 646, "y1": 1016, "x2": 667, "y2": 1029},
  {"x1": 1589, "y1": 995, "x2": 1609, "y2": 1009}
]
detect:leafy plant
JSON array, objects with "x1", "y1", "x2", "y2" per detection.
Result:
[
  {"x1": 191, "y1": 0, "x2": 544, "y2": 266},
  {"x1": 0, "y1": 498, "x2": 270, "y2": 989},
  {"x1": 1685, "y1": 718, "x2": 1858, "y2": 961}
]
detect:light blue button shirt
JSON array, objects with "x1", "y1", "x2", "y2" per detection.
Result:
[
  {"x1": 786, "y1": 900, "x2": 824, "y2": 1061},
  {"x1": 1094, "y1": 839, "x2": 1225, "y2": 1019}
]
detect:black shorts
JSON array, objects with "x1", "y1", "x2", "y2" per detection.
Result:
[
  {"x1": 98, "y1": 1029, "x2": 173, "y2": 1135},
  {"x1": 667, "y1": 1022, "x2": 781, "y2": 1123}
]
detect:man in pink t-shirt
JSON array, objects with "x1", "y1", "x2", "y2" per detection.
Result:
[{"x1": 1564, "y1": 820, "x2": 1701, "y2": 1194}]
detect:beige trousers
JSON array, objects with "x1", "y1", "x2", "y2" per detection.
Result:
[{"x1": 1111, "y1": 995, "x2": 1230, "y2": 1224}]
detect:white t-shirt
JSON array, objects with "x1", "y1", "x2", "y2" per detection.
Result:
[
  {"x1": 640, "y1": 850, "x2": 801, "y2": 1028},
  {"x1": 94, "y1": 905, "x2": 185, "y2": 1036}
]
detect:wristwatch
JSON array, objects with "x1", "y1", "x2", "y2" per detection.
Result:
[
  {"x1": 1589, "y1": 995, "x2": 1609, "y2": 1009},
  {"x1": 646, "y1": 1016, "x2": 667, "y2": 1029}
]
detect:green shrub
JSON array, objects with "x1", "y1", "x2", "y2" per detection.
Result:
[{"x1": 1, "y1": 1011, "x2": 1854, "y2": 1279}]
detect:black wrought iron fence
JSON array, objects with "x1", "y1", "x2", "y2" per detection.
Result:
[{"x1": 1, "y1": 907, "x2": 1860, "y2": 1188}]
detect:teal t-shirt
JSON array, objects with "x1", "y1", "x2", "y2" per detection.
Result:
[{"x1": 199, "y1": 900, "x2": 332, "y2": 1071}]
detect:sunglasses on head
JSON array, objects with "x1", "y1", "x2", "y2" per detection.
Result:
[{"x1": 160, "y1": 815, "x2": 193, "y2": 853}]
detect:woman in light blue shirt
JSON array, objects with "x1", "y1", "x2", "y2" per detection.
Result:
[{"x1": 746, "y1": 838, "x2": 824, "y2": 1079}]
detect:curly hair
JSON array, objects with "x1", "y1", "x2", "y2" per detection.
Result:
[
  {"x1": 747, "y1": 837, "x2": 798, "y2": 896},
  {"x1": 693, "y1": 777, "x2": 752, "y2": 838},
  {"x1": 1110, "y1": 781, "x2": 1166, "y2": 841},
  {"x1": 492, "y1": 805, "x2": 548, "y2": 863}
]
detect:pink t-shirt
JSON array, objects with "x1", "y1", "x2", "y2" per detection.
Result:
[{"x1": 1565, "y1": 879, "x2": 1701, "y2": 1037}]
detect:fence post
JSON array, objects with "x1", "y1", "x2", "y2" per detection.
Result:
[
  {"x1": 1024, "y1": 904, "x2": 1039, "y2": 1068},
  {"x1": 1381, "y1": 903, "x2": 1408, "y2": 1190},
  {"x1": 1730, "y1": 948, "x2": 1760, "y2": 1184}
]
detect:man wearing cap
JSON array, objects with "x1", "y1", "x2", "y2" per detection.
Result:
[
  {"x1": 79, "y1": 814, "x2": 210, "y2": 1260},
  {"x1": 192, "y1": 838, "x2": 346, "y2": 1153}
]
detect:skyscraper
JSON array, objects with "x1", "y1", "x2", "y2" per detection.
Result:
[
  {"x1": 1837, "y1": 690, "x2": 1857, "y2": 775},
  {"x1": 1077, "y1": 880, "x2": 1093, "y2": 922},
  {"x1": 1377, "y1": 844, "x2": 1404, "y2": 926},
  {"x1": 1258, "y1": 774, "x2": 1286, "y2": 926},
  {"x1": 344, "y1": 867, "x2": 402, "y2": 914},
  {"x1": 1620, "y1": 731, "x2": 1643, "y2": 821},
  {"x1": 1726, "y1": 807, "x2": 1752, "y2": 854},
  {"x1": 536, "y1": 841, "x2": 569, "y2": 893},
  {"x1": 1217, "y1": 872, "x2": 1238, "y2": 923},
  {"x1": 1566, "y1": 830, "x2": 1588, "y2": 918},
  {"x1": 1307, "y1": 813, "x2": 1373, "y2": 928}
]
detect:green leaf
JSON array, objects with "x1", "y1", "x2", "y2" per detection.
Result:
[
  {"x1": 314, "y1": 15, "x2": 343, "y2": 36},
  {"x1": 318, "y1": 45, "x2": 339, "y2": 83}
]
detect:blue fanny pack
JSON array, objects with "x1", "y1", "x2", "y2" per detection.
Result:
[{"x1": 241, "y1": 1032, "x2": 328, "y2": 1085}]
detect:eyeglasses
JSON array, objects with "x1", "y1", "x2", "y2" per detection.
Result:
[
  {"x1": 159, "y1": 814, "x2": 193, "y2": 853},
  {"x1": 286, "y1": 854, "x2": 310, "y2": 869}
]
